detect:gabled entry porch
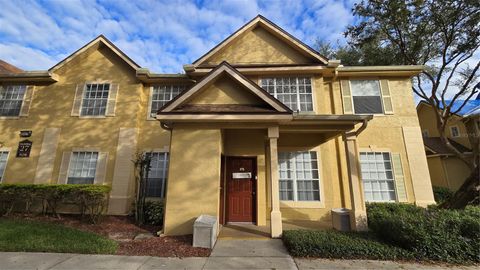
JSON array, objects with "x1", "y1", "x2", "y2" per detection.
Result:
[{"x1": 159, "y1": 114, "x2": 371, "y2": 238}]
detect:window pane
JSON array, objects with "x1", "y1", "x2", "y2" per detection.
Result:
[
  {"x1": 67, "y1": 152, "x2": 98, "y2": 184},
  {"x1": 350, "y1": 80, "x2": 383, "y2": 114},
  {"x1": 260, "y1": 77, "x2": 313, "y2": 112},
  {"x1": 150, "y1": 85, "x2": 187, "y2": 117},
  {"x1": 278, "y1": 151, "x2": 320, "y2": 201},
  {"x1": 0, "y1": 151, "x2": 8, "y2": 182},
  {"x1": 0, "y1": 85, "x2": 26, "y2": 116},
  {"x1": 360, "y1": 152, "x2": 396, "y2": 202},
  {"x1": 81, "y1": 83, "x2": 110, "y2": 116},
  {"x1": 145, "y1": 152, "x2": 169, "y2": 198}
]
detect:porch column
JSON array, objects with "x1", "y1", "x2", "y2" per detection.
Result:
[
  {"x1": 344, "y1": 133, "x2": 368, "y2": 231},
  {"x1": 268, "y1": 126, "x2": 282, "y2": 238}
]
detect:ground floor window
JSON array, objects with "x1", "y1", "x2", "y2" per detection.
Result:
[
  {"x1": 146, "y1": 152, "x2": 169, "y2": 198},
  {"x1": 67, "y1": 152, "x2": 98, "y2": 184},
  {"x1": 278, "y1": 151, "x2": 320, "y2": 201},
  {"x1": 360, "y1": 152, "x2": 396, "y2": 202},
  {"x1": 0, "y1": 151, "x2": 8, "y2": 182}
]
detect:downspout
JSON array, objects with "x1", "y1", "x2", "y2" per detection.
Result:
[{"x1": 355, "y1": 119, "x2": 369, "y2": 137}]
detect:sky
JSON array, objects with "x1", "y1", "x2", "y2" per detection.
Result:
[{"x1": 0, "y1": 0, "x2": 357, "y2": 73}]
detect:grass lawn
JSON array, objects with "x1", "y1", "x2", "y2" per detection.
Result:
[{"x1": 0, "y1": 218, "x2": 118, "y2": 254}]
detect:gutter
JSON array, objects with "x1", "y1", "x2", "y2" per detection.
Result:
[{"x1": 0, "y1": 71, "x2": 58, "y2": 82}]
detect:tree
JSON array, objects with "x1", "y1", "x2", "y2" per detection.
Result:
[
  {"x1": 341, "y1": 0, "x2": 480, "y2": 208},
  {"x1": 132, "y1": 152, "x2": 152, "y2": 224}
]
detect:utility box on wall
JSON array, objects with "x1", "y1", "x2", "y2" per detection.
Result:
[{"x1": 193, "y1": 215, "x2": 218, "y2": 249}]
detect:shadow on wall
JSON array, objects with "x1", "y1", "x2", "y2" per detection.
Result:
[{"x1": 0, "y1": 45, "x2": 142, "y2": 187}]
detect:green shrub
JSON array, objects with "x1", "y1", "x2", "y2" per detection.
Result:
[
  {"x1": 367, "y1": 203, "x2": 480, "y2": 264},
  {"x1": 282, "y1": 230, "x2": 414, "y2": 260},
  {"x1": 143, "y1": 200, "x2": 164, "y2": 226},
  {"x1": 0, "y1": 184, "x2": 111, "y2": 224},
  {"x1": 432, "y1": 186, "x2": 453, "y2": 204}
]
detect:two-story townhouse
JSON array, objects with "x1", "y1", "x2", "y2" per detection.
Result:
[
  {"x1": 417, "y1": 95, "x2": 480, "y2": 191},
  {"x1": 0, "y1": 15, "x2": 434, "y2": 238}
]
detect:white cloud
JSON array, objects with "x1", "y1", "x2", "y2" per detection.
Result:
[{"x1": 0, "y1": 0, "x2": 356, "y2": 72}]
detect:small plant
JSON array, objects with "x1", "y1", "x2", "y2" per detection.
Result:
[
  {"x1": 432, "y1": 186, "x2": 454, "y2": 204},
  {"x1": 144, "y1": 200, "x2": 164, "y2": 226}
]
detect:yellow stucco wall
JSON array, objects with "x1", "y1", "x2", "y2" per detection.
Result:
[
  {"x1": 205, "y1": 26, "x2": 314, "y2": 65},
  {"x1": 427, "y1": 156, "x2": 448, "y2": 188},
  {"x1": 163, "y1": 126, "x2": 222, "y2": 235},
  {"x1": 188, "y1": 76, "x2": 266, "y2": 105}
]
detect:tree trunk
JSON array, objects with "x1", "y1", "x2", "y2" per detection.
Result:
[{"x1": 440, "y1": 165, "x2": 480, "y2": 209}]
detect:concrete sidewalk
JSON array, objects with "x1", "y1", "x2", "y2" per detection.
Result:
[{"x1": 0, "y1": 240, "x2": 477, "y2": 269}]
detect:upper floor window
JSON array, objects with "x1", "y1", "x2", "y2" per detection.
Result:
[
  {"x1": 260, "y1": 77, "x2": 313, "y2": 112},
  {"x1": 150, "y1": 85, "x2": 186, "y2": 117},
  {"x1": 350, "y1": 80, "x2": 383, "y2": 114},
  {"x1": 450, "y1": 126, "x2": 460, "y2": 138},
  {"x1": 146, "y1": 152, "x2": 169, "y2": 198},
  {"x1": 81, "y1": 83, "x2": 110, "y2": 116},
  {"x1": 278, "y1": 151, "x2": 320, "y2": 201},
  {"x1": 67, "y1": 151, "x2": 98, "y2": 184},
  {"x1": 0, "y1": 151, "x2": 9, "y2": 182},
  {"x1": 0, "y1": 85, "x2": 26, "y2": 116},
  {"x1": 360, "y1": 152, "x2": 396, "y2": 202}
]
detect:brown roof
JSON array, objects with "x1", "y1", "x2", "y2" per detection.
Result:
[
  {"x1": 167, "y1": 104, "x2": 279, "y2": 114},
  {"x1": 423, "y1": 137, "x2": 471, "y2": 155},
  {"x1": 0, "y1": 60, "x2": 23, "y2": 74}
]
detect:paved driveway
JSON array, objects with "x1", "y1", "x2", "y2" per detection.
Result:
[{"x1": 0, "y1": 240, "x2": 477, "y2": 269}]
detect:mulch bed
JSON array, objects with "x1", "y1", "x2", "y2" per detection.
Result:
[{"x1": 7, "y1": 214, "x2": 211, "y2": 257}]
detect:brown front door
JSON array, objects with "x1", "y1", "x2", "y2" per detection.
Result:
[{"x1": 226, "y1": 156, "x2": 256, "y2": 223}]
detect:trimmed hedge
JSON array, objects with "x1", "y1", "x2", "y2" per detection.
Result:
[
  {"x1": 0, "y1": 184, "x2": 111, "y2": 223},
  {"x1": 432, "y1": 186, "x2": 453, "y2": 204},
  {"x1": 367, "y1": 203, "x2": 480, "y2": 264},
  {"x1": 283, "y1": 230, "x2": 414, "y2": 260}
]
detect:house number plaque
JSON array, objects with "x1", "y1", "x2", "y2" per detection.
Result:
[
  {"x1": 16, "y1": 139, "x2": 33, "y2": 158},
  {"x1": 232, "y1": 172, "x2": 252, "y2": 179}
]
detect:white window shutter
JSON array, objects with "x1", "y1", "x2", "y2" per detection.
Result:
[
  {"x1": 391, "y1": 153, "x2": 408, "y2": 202},
  {"x1": 380, "y1": 80, "x2": 394, "y2": 114},
  {"x1": 94, "y1": 152, "x2": 108, "y2": 184},
  {"x1": 58, "y1": 152, "x2": 72, "y2": 184},
  {"x1": 19, "y1": 85, "x2": 35, "y2": 117},
  {"x1": 106, "y1": 83, "x2": 118, "y2": 116},
  {"x1": 340, "y1": 80, "x2": 353, "y2": 114},
  {"x1": 71, "y1": 84, "x2": 85, "y2": 116}
]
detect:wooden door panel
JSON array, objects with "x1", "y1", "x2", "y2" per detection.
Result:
[{"x1": 226, "y1": 157, "x2": 256, "y2": 222}]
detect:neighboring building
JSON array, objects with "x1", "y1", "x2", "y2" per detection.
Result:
[
  {"x1": 0, "y1": 60, "x2": 23, "y2": 74},
  {"x1": 417, "y1": 95, "x2": 480, "y2": 191},
  {"x1": 0, "y1": 15, "x2": 434, "y2": 237}
]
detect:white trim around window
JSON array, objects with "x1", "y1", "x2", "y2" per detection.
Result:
[
  {"x1": 0, "y1": 148, "x2": 11, "y2": 183},
  {"x1": 359, "y1": 151, "x2": 397, "y2": 202},
  {"x1": 260, "y1": 76, "x2": 315, "y2": 112},
  {"x1": 0, "y1": 85, "x2": 27, "y2": 118},
  {"x1": 349, "y1": 79, "x2": 385, "y2": 115},
  {"x1": 450, "y1": 125, "x2": 460, "y2": 138},
  {"x1": 278, "y1": 148, "x2": 325, "y2": 209},
  {"x1": 79, "y1": 82, "x2": 111, "y2": 118},
  {"x1": 148, "y1": 85, "x2": 187, "y2": 119},
  {"x1": 66, "y1": 151, "x2": 99, "y2": 184}
]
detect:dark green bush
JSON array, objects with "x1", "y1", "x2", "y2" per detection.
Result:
[
  {"x1": 0, "y1": 184, "x2": 111, "y2": 224},
  {"x1": 143, "y1": 200, "x2": 164, "y2": 226},
  {"x1": 282, "y1": 230, "x2": 414, "y2": 260},
  {"x1": 432, "y1": 186, "x2": 453, "y2": 204},
  {"x1": 367, "y1": 203, "x2": 480, "y2": 264}
]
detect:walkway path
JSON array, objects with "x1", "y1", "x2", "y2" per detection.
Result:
[{"x1": 0, "y1": 240, "x2": 477, "y2": 269}]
